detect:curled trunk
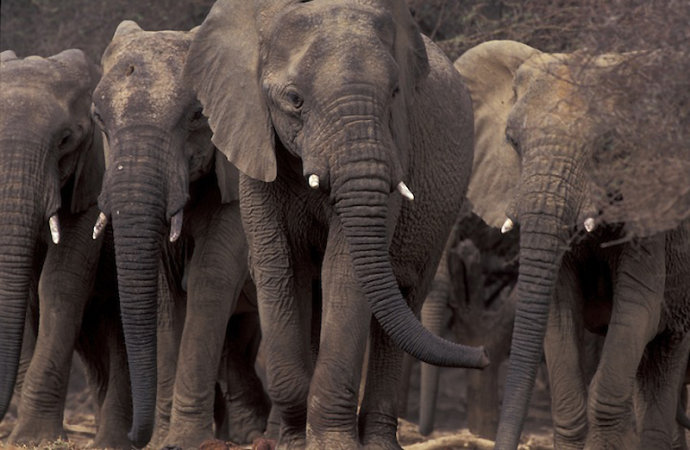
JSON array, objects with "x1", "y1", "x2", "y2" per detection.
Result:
[{"x1": 332, "y1": 153, "x2": 487, "y2": 369}]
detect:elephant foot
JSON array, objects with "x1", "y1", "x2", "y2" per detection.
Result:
[
  {"x1": 584, "y1": 427, "x2": 638, "y2": 450},
  {"x1": 164, "y1": 424, "x2": 215, "y2": 450},
  {"x1": 91, "y1": 426, "x2": 131, "y2": 449},
  {"x1": 361, "y1": 437, "x2": 402, "y2": 450},
  {"x1": 224, "y1": 406, "x2": 268, "y2": 444},
  {"x1": 275, "y1": 432, "x2": 307, "y2": 450},
  {"x1": 8, "y1": 415, "x2": 67, "y2": 446},
  {"x1": 306, "y1": 430, "x2": 360, "y2": 450}
]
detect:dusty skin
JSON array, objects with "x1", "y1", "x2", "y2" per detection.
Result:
[
  {"x1": 2, "y1": 355, "x2": 688, "y2": 448},
  {"x1": 0, "y1": 355, "x2": 559, "y2": 449}
]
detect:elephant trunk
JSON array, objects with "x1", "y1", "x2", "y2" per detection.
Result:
[
  {"x1": 418, "y1": 281, "x2": 451, "y2": 435},
  {"x1": 103, "y1": 133, "x2": 171, "y2": 447},
  {"x1": 495, "y1": 151, "x2": 575, "y2": 449},
  {"x1": 331, "y1": 147, "x2": 487, "y2": 368},
  {"x1": 0, "y1": 140, "x2": 56, "y2": 419}
]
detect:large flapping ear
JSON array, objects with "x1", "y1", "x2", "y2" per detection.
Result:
[
  {"x1": 185, "y1": 0, "x2": 284, "y2": 182},
  {"x1": 71, "y1": 128, "x2": 105, "y2": 213},
  {"x1": 214, "y1": 149, "x2": 240, "y2": 203},
  {"x1": 47, "y1": 49, "x2": 104, "y2": 213},
  {"x1": 378, "y1": 0, "x2": 429, "y2": 90},
  {"x1": 454, "y1": 40, "x2": 541, "y2": 229}
]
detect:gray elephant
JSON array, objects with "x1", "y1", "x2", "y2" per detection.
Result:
[
  {"x1": 0, "y1": 49, "x2": 132, "y2": 447},
  {"x1": 91, "y1": 22, "x2": 269, "y2": 448},
  {"x1": 455, "y1": 40, "x2": 690, "y2": 449},
  {"x1": 418, "y1": 205, "x2": 518, "y2": 439},
  {"x1": 185, "y1": 1, "x2": 489, "y2": 448}
]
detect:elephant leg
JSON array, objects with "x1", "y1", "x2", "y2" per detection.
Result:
[
  {"x1": 306, "y1": 226, "x2": 369, "y2": 450},
  {"x1": 635, "y1": 333, "x2": 690, "y2": 449},
  {"x1": 150, "y1": 266, "x2": 185, "y2": 448},
  {"x1": 586, "y1": 236, "x2": 666, "y2": 449},
  {"x1": 217, "y1": 310, "x2": 270, "y2": 444},
  {"x1": 9, "y1": 212, "x2": 100, "y2": 445},
  {"x1": 543, "y1": 262, "x2": 588, "y2": 450},
  {"x1": 165, "y1": 205, "x2": 248, "y2": 448},
  {"x1": 358, "y1": 319, "x2": 404, "y2": 450}
]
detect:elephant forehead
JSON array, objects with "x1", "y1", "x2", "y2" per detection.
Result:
[
  {"x1": 98, "y1": 31, "x2": 193, "y2": 123},
  {"x1": 264, "y1": 3, "x2": 396, "y2": 89}
]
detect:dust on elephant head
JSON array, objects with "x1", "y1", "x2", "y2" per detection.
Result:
[{"x1": 456, "y1": 40, "x2": 690, "y2": 448}]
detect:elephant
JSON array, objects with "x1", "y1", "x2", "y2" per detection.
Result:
[
  {"x1": 418, "y1": 205, "x2": 518, "y2": 439},
  {"x1": 0, "y1": 49, "x2": 132, "y2": 447},
  {"x1": 184, "y1": 1, "x2": 489, "y2": 448},
  {"x1": 91, "y1": 21, "x2": 270, "y2": 448},
  {"x1": 455, "y1": 40, "x2": 690, "y2": 449}
]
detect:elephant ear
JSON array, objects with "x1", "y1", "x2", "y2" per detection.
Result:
[
  {"x1": 186, "y1": 0, "x2": 294, "y2": 182},
  {"x1": 47, "y1": 49, "x2": 105, "y2": 213},
  {"x1": 454, "y1": 40, "x2": 541, "y2": 229},
  {"x1": 71, "y1": 128, "x2": 105, "y2": 213},
  {"x1": 378, "y1": 0, "x2": 429, "y2": 90},
  {"x1": 214, "y1": 149, "x2": 240, "y2": 203}
]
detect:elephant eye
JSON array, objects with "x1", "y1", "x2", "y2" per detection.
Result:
[
  {"x1": 91, "y1": 104, "x2": 105, "y2": 129},
  {"x1": 392, "y1": 86, "x2": 400, "y2": 99},
  {"x1": 286, "y1": 89, "x2": 303, "y2": 110},
  {"x1": 188, "y1": 107, "x2": 207, "y2": 130}
]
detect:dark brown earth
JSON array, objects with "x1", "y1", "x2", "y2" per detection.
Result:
[{"x1": 0, "y1": 354, "x2": 557, "y2": 449}]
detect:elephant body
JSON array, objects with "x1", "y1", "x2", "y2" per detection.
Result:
[
  {"x1": 92, "y1": 23, "x2": 269, "y2": 448},
  {"x1": 419, "y1": 205, "x2": 518, "y2": 439},
  {"x1": 0, "y1": 50, "x2": 132, "y2": 447},
  {"x1": 456, "y1": 40, "x2": 690, "y2": 449},
  {"x1": 186, "y1": 1, "x2": 487, "y2": 448}
]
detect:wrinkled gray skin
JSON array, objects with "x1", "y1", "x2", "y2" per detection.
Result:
[
  {"x1": 0, "y1": 49, "x2": 131, "y2": 447},
  {"x1": 185, "y1": 1, "x2": 488, "y2": 449},
  {"x1": 419, "y1": 206, "x2": 518, "y2": 439},
  {"x1": 456, "y1": 40, "x2": 690, "y2": 449},
  {"x1": 92, "y1": 22, "x2": 269, "y2": 448}
]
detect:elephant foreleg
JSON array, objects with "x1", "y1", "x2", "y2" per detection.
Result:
[
  {"x1": 165, "y1": 203, "x2": 248, "y2": 448},
  {"x1": 543, "y1": 259, "x2": 588, "y2": 449},
  {"x1": 586, "y1": 235, "x2": 666, "y2": 449},
  {"x1": 307, "y1": 225, "x2": 369, "y2": 450},
  {"x1": 9, "y1": 209, "x2": 101, "y2": 445}
]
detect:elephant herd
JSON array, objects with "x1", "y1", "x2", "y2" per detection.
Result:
[{"x1": 1, "y1": 1, "x2": 688, "y2": 449}]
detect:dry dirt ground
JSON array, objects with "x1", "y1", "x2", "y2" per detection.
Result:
[{"x1": 0, "y1": 355, "x2": 556, "y2": 450}]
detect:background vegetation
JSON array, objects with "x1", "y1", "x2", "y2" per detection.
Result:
[{"x1": 2, "y1": 0, "x2": 689, "y2": 233}]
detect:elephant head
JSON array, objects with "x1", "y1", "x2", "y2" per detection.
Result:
[
  {"x1": 185, "y1": 0, "x2": 487, "y2": 370},
  {"x1": 91, "y1": 21, "x2": 240, "y2": 446},
  {"x1": 455, "y1": 40, "x2": 690, "y2": 447},
  {"x1": 0, "y1": 49, "x2": 103, "y2": 419}
]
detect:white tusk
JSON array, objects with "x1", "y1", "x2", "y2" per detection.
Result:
[
  {"x1": 169, "y1": 210, "x2": 183, "y2": 243},
  {"x1": 92, "y1": 212, "x2": 108, "y2": 240},
  {"x1": 501, "y1": 218, "x2": 514, "y2": 234},
  {"x1": 397, "y1": 181, "x2": 414, "y2": 201},
  {"x1": 49, "y1": 214, "x2": 60, "y2": 244},
  {"x1": 308, "y1": 174, "x2": 319, "y2": 189},
  {"x1": 584, "y1": 217, "x2": 596, "y2": 233}
]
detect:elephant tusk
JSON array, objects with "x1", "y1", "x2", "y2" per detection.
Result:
[
  {"x1": 501, "y1": 218, "x2": 514, "y2": 234},
  {"x1": 584, "y1": 217, "x2": 596, "y2": 233},
  {"x1": 308, "y1": 174, "x2": 319, "y2": 189},
  {"x1": 49, "y1": 214, "x2": 60, "y2": 244},
  {"x1": 169, "y1": 210, "x2": 183, "y2": 243},
  {"x1": 92, "y1": 212, "x2": 108, "y2": 240},
  {"x1": 397, "y1": 181, "x2": 414, "y2": 201}
]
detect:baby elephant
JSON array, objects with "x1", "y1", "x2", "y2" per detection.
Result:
[
  {"x1": 93, "y1": 22, "x2": 269, "y2": 448},
  {"x1": 418, "y1": 206, "x2": 518, "y2": 439}
]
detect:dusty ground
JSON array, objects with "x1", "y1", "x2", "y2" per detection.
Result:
[{"x1": 0, "y1": 355, "x2": 556, "y2": 449}]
